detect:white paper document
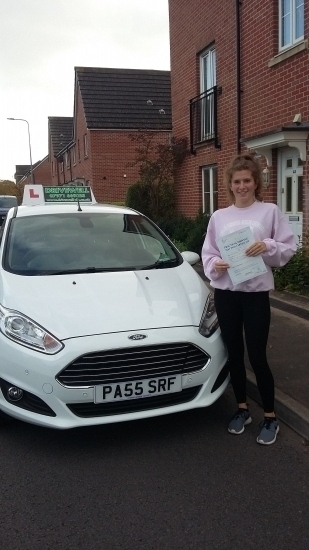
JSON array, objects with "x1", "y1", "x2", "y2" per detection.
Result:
[{"x1": 216, "y1": 226, "x2": 267, "y2": 285}]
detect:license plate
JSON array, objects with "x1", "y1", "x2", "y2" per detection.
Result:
[{"x1": 94, "y1": 374, "x2": 182, "y2": 403}]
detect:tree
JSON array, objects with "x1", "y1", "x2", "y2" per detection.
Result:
[
  {"x1": 0, "y1": 180, "x2": 24, "y2": 204},
  {"x1": 126, "y1": 132, "x2": 188, "y2": 221}
]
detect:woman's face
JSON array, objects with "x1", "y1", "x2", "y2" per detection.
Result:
[{"x1": 230, "y1": 169, "x2": 257, "y2": 207}]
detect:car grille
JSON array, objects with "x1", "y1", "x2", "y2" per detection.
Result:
[
  {"x1": 67, "y1": 385, "x2": 202, "y2": 417},
  {"x1": 57, "y1": 343, "x2": 210, "y2": 388}
]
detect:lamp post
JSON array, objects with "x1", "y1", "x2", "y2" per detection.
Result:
[{"x1": 7, "y1": 117, "x2": 34, "y2": 184}]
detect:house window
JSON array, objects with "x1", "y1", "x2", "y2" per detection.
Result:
[
  {"x1": 66, "y1": 152, "x2": 70, "y2": 170},
  {"x1": 60, "y1": 161, "x2": 64, "y2": 173},
  {"x1": 83, "y1": 134, "x2": 88, "y2": 157},
  {"x1": 72, "y1": 146, "x2": 76, "y2": 165},
  {"x1": 77, "y1": 139, "x2": 81, "y2": 161},
  {"x1": 200, "y1": 47, "x2": 216, "y2": 140},
  {"x1": 280, "y1": 0, "x2": 304, "y2": 50},
  {"x1": 202, "y1": 166, "x2": 218, "y2": 215}
]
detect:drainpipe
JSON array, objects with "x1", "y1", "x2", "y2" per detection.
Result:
[{"x1": 236, "y1": 0, "x2": 242, "y2": 154}]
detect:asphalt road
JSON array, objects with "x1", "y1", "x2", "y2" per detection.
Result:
[{"x1": 0, "y1": 387, "x2": 308, "y2": 550}]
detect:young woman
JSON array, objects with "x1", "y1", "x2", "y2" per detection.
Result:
[{"x1": 202, "y1": 154, "x2": 296, "y2": 445}]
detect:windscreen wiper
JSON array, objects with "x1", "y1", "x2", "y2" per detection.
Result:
[
  {"x1": 139, "y1": 258, "x2": 179, "y2": 270},
  {"x1": 42, "y1": 267, "x2": 130, "y2": 275}
]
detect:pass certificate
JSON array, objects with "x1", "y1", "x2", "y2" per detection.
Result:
[{"x1": 216, "y1": 226, "x2": 267, "y2": 285}]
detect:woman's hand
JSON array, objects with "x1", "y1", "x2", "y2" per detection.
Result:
[
  {"x1": 214, "y1": 260, "x2": 230, "y2": 273},
  {"x1": 245, "y1": 241, "x2": 267, "y2": 256}
]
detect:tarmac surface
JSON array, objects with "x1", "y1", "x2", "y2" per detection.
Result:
[{"x1": 194, "y1": 262, "x2": 309, "y2": 441}]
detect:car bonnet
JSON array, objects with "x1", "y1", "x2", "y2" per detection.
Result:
[{"x1": 0, "y1": 262, "x2": 208, "y2": 339}]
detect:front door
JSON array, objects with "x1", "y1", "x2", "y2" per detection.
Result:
[{"x1": 279, "y1": 148, "x2": 303, "y2": 244}]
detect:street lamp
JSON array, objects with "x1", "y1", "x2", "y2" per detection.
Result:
[{"x1": 7, "y1": 117, "x2": 34, "y2": 184}]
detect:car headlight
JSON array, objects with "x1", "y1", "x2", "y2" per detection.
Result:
[
  {"x1": 0, "y1": 305, "x2": 63, "y2": 354},
  {"x1": 198, "y1": 292, "x2": 219, "y2": 338}
]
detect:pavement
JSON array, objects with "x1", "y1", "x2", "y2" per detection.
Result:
[{"x1": 193, "y1": 262, "x2": 309, "y2": 441}]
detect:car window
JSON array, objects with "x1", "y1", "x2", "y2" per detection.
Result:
[{"x1": 3, "y1": 212, "x2": 182, "y2": 275}]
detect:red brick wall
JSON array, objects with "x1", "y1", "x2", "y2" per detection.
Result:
[
  {"x1": 44, "y1": 84, "x2": 171, "y2": 204},
  {"x1": 89, "y1": 131, "x2": 169, "y2": 204},
  {"x1": 169, "y1": 0, "x2": 239, "y2": 216},
  {"x1": 69, "y1": 86, "x2": 93, "y2": 186},
  {"x1": 169, "y1": 0, "x2": 309, "y2": 230},
  {"x1": 69, "y1": 85, "x2": 171, "y2": 204},
  {"x1": 241, "y1": 1, "x2": 309, "y2": 135},
  {"x1": 20, "y1": 156, "x2": 51, "y2": 186}
]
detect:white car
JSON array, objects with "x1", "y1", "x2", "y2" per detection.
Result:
[{"x1": 0, "y1": 187, "x2": 228, "y2": 428}]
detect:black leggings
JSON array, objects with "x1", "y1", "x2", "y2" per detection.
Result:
[{"x1": 214, "y1": 289, "x2": 274, "y2": 413}]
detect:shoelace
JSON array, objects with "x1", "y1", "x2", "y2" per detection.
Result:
[
  {"x1": 234, "y1": 409, "x2": 249, "y2": 419},
  {"x1": 259, "y1": 417, "x2": 276, "y2": 430}
]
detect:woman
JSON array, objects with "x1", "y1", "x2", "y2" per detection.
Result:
[{"x1": 202, "y1": 154, "x2": 296, "y2": 445}]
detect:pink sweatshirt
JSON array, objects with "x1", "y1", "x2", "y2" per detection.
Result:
[{"x1": 202, "y1": 201, "x2": 297, "y2": 292}]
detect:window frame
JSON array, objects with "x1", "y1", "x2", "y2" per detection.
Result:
[
  {"x1": 65, "y1": 152, "x2": 70, "y2": 170},
  {"x1": 200, "y1": 47, "x2": 216, "y2": 93},
  {"x1": 83, "y1": 134, "x2": 88, "y2": 158},
  {"x1": 202, "y1": 165, "x2": 218, "y2": 215},
  {"x1": 279, "y1": 0, "x2": 304, "y2": 51},
  {"x1": 199, "y1": 47, "x2": 216, "y2": 141}
]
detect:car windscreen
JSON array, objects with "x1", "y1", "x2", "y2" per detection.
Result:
[
  {"x1": 0, "y1": 196, "x2": 18, "y2": 208},
  {"x1": 3, "y1": 212, "x2": 182, "y2": 275}
]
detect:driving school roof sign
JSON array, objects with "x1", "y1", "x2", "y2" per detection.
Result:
[
  {"x1": 22, "y1": 185, "x2": 96, "y2": 205},
  {"x1": 44, "y1": 186, "x2": 92, "y2": 203}
]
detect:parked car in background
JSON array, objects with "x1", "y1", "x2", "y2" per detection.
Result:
[
  {"x1": 0, "y1": 186, "x2": 229, "y2": 429},
  {"x1": 0, "y1": 195, "x2": 18, "y2": 226}
]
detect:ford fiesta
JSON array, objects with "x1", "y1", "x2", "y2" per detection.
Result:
[{"x1": 0, "y1": 187, "x2": 228, "y2": 429}]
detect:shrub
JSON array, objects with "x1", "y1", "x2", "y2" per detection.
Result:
[
  {"x1": 157, "y1": 211, "x2": 209, "y2": 256},
  {"x1": 156, "y1": 214, "x2": 194, "y2": 244},
  {"x1": 171, "y1": 239, "x2": 187, "y2": 252},
  {"x1": 185, "y1": 211, "x2": 210, "y2": 256},
  {"x1": 126, "y1": 181, "x2": 152, "y2": 217},
  {"x1": 273, "y1": 236, "x2": 309, "y2": 295}
]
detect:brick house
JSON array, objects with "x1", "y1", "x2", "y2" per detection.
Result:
[
  {"x1": 15, "y1": 156, "x2": 51, "y2": 186},
  {"x1": 49, "y1": 116, "x2": 74, "y2": 184},
  {"x1": 54, "y1": 67, "x2": 172, "y2": 203},
  {"x1": 168, "y1": 0, "x2": 308, "y2": 242},
  {"x1": 15, "y1": 115, "x2": 73, "y2": 186}
]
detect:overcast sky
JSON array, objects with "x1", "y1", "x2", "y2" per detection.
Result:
[{"x1": 0, "y1": 0, "x2": 170, "y2": 181}]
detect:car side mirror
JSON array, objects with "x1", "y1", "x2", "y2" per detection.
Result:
[{"x1": 181, "y1": 251, "x2": 200, "y2": 265}]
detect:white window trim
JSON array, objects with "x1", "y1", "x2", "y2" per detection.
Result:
[
  {"x1": 202, "y1": 165, "x2": 218, "y2": 215},
  {"x1": 72, "y1": 146, "x2": 76, "y2": 166},
  {"x1": 199, "y1": 47, "x2": 216, "y2": 142},
  {"x1": 279, "y1": 0, "x2": 304, "y2": 51},
  {"x1": 83, "y1": 134, "x2": 88, "y2": 157},
  {"x1": 200, "y1": 47, "x2": 216, "y2": 93}
]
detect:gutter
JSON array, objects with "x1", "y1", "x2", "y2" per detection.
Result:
[{"x1": 236, "y1": 0, "x2": 242, "y2": 154}]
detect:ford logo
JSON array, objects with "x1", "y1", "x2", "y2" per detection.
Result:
[{"x1": 128, "y1": 334, "x2": 147, "y2": 341}]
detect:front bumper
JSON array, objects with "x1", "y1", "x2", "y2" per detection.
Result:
[{"x1": 0, "y1": 326, "x2": 228, "y2": 429}]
